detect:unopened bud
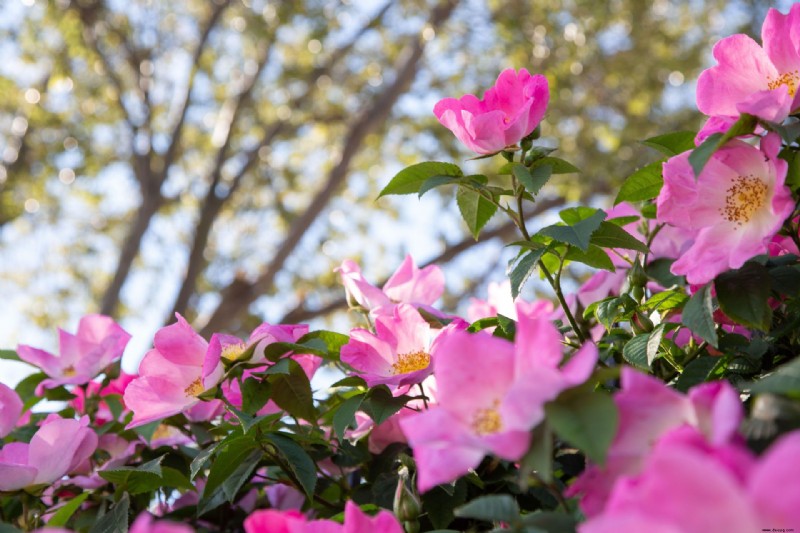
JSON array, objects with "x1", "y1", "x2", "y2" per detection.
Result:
[
  {"x1": 393, "y1": 467, "x2": 421, "y2": 523},
  {"x1": 631, "y1": 311, "x2": 654, "y2": 335}
]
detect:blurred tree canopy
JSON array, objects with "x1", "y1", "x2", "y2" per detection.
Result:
[{"x1": 0, "y1": 0, "x2": 782, "y2": 349}]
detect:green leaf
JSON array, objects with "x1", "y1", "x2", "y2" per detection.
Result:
[
  {"x1": 681, "y1": 283, "x2": 718, "y2": 348},
  {"x1": 521, "y1": 512, "x2": 577, "y2": 533},
  {"x1": 715, "y1": 262, "x2": 772, "y2": 331},
  {"x1": 564, "y1": 244, "x2": 615, "y2": 271},
  {"x1": 268, "y1": 360, "x2": 316, "y2": 421},
  {"x1": 199, "y1": 436, "x2": 260, "y2": 515},
  {"x1": 422, "y1": 482, "x2": 467, "y2": 530},
  {"x1": 99, "y1": 456, "x2": 175, "y2": 494},
  {"x1": 0, "y1": 525, "x2": 23, "y2": 533},
  {"x1": 746, "y1": 357, "x2": 800, "y2": 395},
  {"x1": 646, "y1": 323, "x2": 667, "y2": 367},
  {"x1": 190, "y1": 441, "x2": 222, "y2": 480},
  {"x1": 674, "y1": 356, "x2": 720, "y2": 392},
  {"x1": 0, "y1": 349, "x2": 20, "y2": 362},
  {"x1": 454, "y1": 494, "x2": 520, "y2": 523},
  {"x1": 530, "y1": 156, "x2": 579, "y2": 174},
  {"x1": 379, "y1": 161, "x2": 463, "y2": 197},
  {"x1": 513, "y1": 163, "x2": 552, "y2": 195},
  {"x1": 590, "y1": 221, "x2": 649, "y2": 253},
  {"x1": 769, "y1": 264, "x2": 800, "y2": 297},
  {"x1": 688, "y1": 113, "x2": 757, "y2": 177},
  {"x1": 775, "y1": 121, "x2": 800, "y2": 144},
  {"x1": 641, "y1": 289, "x2": 688, "y2": 312},
  {"x1": 456, "y1": 187, "x2": 498, "y2": 239},
  {"x1": 622, "y1": 334, "x2": 650, "y2": 370},
  {"x1": 545, "y1": 389, "x2": 619, "y2": 466},
  {"x1": 200, "y1": 448, "x2": 262, "y2": 515},
  {"x1": 47, "y1": 492, "x2": 90, "y2": 527},
  {"x1": 641, "y1": 131, "x2": 696, "y2": 156},
  {"x1": 89, "y1": 493, "x2": 130, "y2": 533},
  {"x1": 509, "y1": 247, "x2": 547, "y2": 299},
  {"x1": 538, "y1": 209, "x2": 607, "y2": 252},
  {"x1": 781, "y1": 148, "x2": 800, "y2": 191},
  {"x1": 614, "y1": 160, "x2": 664, "y2": 205},
  {"x1": 241, "y1": 377, "x2": 271, "y2": 415},
  {"x1": 418, "y1": 175, "x2": 463, "y2": 197},
  {"x1": 333, "y1": 393, "x2": 365, "y2": 441},
  {"x1": 362, "y1": 385, "x2": 408, "y2": 425},
  {"x1": 297, "y1": 330, "x2": 350, "y2": 361},
  {"x1": 520, "y1": 422, "x2": 553, "y2": 484},
  {"x1": 16, "y1": 372, "x2": 46, "y2": 410},
  {"x1": 645, "y1": 258, "x2": 684, "y2": 288},
  {"x1": 266, "y1": 432, "x2": 317, "y2": 499}
]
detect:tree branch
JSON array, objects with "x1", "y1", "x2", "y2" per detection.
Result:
[
  {"x1": 198, "y1": 0, "x2": 459, "y2": 336},
  {"x1": 278, "y1": 196, "x2": 564, "y2": 324}
]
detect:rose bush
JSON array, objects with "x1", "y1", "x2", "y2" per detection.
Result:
[{"x1": 2, "y1": 4, "x2": 800, "y2": 533}]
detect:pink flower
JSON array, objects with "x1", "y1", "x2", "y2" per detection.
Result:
[
  {"x1": 336, "y1": 255, "x2": 444, "y2": 315},
  {"x1": 70, "y1": 372, "x2": 136, "y2": 425},
  {"x1": 656, "y1": 134, "x2": 794, "y2": 285},
  {"x1": 17, "y1": 315, "x2": 131, "y2": 388},
  {"x1": 341, "y1": 304, "x2": 462, "y2": 389},
  {"x1": 434, "y1": 68, "x2": 550, "y2": 154},
  {"x1": 0, "y1": 415, "x2": 97, "y2": 491},
  {"x1": 580, "y1": 428, "x2": 800, "y2": 533},
  {"x1": 697, "y1": 4, "x2": 800, "y2": 123},
  {"x1": 244, "y1": 501, "x2": 402, "y2": 533},
  {"x1": 130, "y1": 512, "x2": 194, "y2": 533},
  {"x1": 400, "y1": 303, "x2": 596, "y2": 492},
  {"x1": 567, "y1": 368, "x2": 744, "y2": 517},
  {"x1": 212, "y1": 323, "x2": 311, "y2": 365},
  {"x1": 123, "y1": 315, "x2": 224, "y2": 429},
  {"x1": 0, "y1": 383, "x2": 22, "y2": 438},
  {"x1": 467, "y1": 280, "x2": 518, "y2": 322}
]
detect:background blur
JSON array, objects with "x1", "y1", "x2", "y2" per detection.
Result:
[{"x1": 0, "y1": 0, "x2": 789, "y2": 380}]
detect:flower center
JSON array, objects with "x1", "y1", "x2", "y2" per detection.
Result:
[
  {"x1": 720, "y1": 175, "x2": 768, "y2": 227},
  {"x1": 151, "y1": 424, "x2": 174, "y2": 441},
  {"x1": 62, "y1": 365, "x2": 76, "y2": 377},
  {"x1": 184, "y1": 378, "x2": 204, "y2": 397},
  {"x1": 768, "y1": 70, "x2": 800, "y2": 97},
  {"x1": 221, "y1": 341, "x2": 247, "y2": 362},
  {"x1": 391, "y1": 351, "x2": 431, "y2": 375},
  {"x1": 471, "y1": 400, "x2": 502, "y2": 436}
]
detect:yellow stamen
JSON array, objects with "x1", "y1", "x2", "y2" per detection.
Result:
[
  {"x1": 768, "y1": 70, "x2": 800, "y2": 97},
  {"x1": 62, "y1": 365, "x2": 76, "y2": 377},
  {"x1": 472, "y1": 400, "x2": 502, "y2": 436},
  {"x1": 391, "y1": 351, "x2": 431, "y2": 375},
  {"x1": 184, "y1": 378, "x2": 204, "y2": 397},
  {"x1": 221, "y1": 342, "x2": 247, "y2": 362},
  {"x1": 151, "y1": 424, "x2": 174, "y2": 441},
  {"x1": 719, "y1": 174, "x2": 768, "y2": 227}
]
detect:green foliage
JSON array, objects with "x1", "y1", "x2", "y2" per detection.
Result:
[
  {"x1": 614, "y1": 161, "x2": 664, "y2": 204},
  {"x1": 681, "y1": 283, "x2": 718, "y2": 348},
  {"x1": 380, "y1": 162, "x2": 464, "y2": 197},
  {"x1": 545, "y1": 389, "x2": 619, "y2": 466}
]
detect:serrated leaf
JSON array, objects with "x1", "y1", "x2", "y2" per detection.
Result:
[
  {"x1": 456, "y1": 187, "x2": 498, "y2": 239},
  {"x1": 89, "y1": 493, "x2": 129, "y2": 533},
  {"x1": 614, "y1": 160, "x2": 664, "y2": 205},
  {"x1": 267, "y1": 432, "x2": 317, "y2": 499},
  {"x1": 674, "y1": 356, "x2": 719, "y2": 392},
  {"x1": 362, "y1": 385, "x2": 408, "y2": 425},
  {"x1": 590, "y1": 221, "x2": 649, "y2": 253},
  {"x1": 715, "y1": 262, "x2": 772, "y2": 331},
  {"x1": 240, "y1": 377, "x2": 271, "y2": 415},
  {"x1": 509, "y1": 247, "x2": 547, "y2": 299},
  {"x1": 379, "y1": 161, "x2": 463, "y2": 196},
  {"x1": 641, "y1": 131, "x2": 696, "y2": 156},
  {"x1": 47, "y1": 492, "x2": 90, "y2": 527},
  {"x1": 190, "y1": 441, "x2": 221, "y2": 480},
  {"x1": 454, "y1": 494, "x2": 520, "y2": 523},
  {"x1": 622, "y1": 334, "x2": 650, "y2": 370},
  {"x1": 564, "y1": 244, "x2": 615, "y2": 271},
  {"x1": 297, "y1": 330, "x2": 350, "y2": 361},
  {"x1": 199, "y1": 436, "x2": 259, "y2": 514},
  {"x1": 268, "y1": 360, "x2": 315, "y2": 421},
  {"x1": 333, "y1": 393, "x2": 365, "y2": 441},
  {"x1": 545, "y1": 390, "x2": 618, "y2": 466},
  {"x1": 646, "y1": 323, "x2": 666, "y2": 366},
  {"x1": 681, "y1": 284, "x2": 718, "y2": 348},
  {"x1": 520, "y1": 422, "x2": 552, "y2": 484},
  {"x1": 530, "y1": 156, "x2": 579, "y2": 174},
  {"x1": 641, "y1": 290, "x2": 688, "y2": 312},
  {"x1": 538, "y1": 209, "x2": 607, "y2": 252},
  {"x1": 513, "y1": 162, "x2": 552, "y2": 195},
  {"x1": 418, "y1": 175, "x2": 463, "y2": 197}
]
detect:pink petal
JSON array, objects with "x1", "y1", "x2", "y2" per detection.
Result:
[
  {"x1": 748, "y1": 430, "x2": 800, "y2": 528},
  {"x1": 0, "y1": 382, "x2": 22, "y2": 438},
  {"x1": 343, "y1": 500, "x2": 403, "y2": 533},
  {"x1": 761, "y1": 4, "x2": 800, "y2": 75},
  {"x1": 154, "y1": 314, "x2": 208, "y2": 367}
]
